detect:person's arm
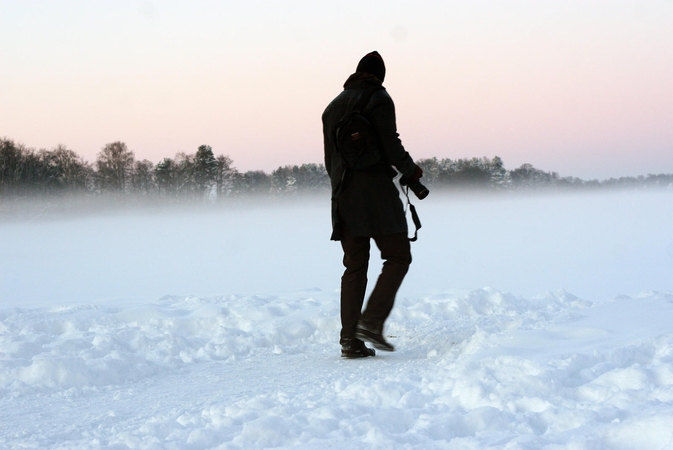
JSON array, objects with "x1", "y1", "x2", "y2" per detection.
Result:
[
  {"x1": 321, "y1": 112, "x2": 333, "y2": 176},
  {"x1": 368, "y1": 92, "x2": 419, "y2": 179}
]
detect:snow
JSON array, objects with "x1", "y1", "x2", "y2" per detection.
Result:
[{"x1": 1, "y1": 190, "x2": 673, "y2": 449}]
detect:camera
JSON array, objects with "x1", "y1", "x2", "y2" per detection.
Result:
[{"x1": 400, "y1": 177, "x2": 429, "y2": 200}]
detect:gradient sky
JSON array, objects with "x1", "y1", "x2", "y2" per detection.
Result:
[{"x1": 2, "y1": 0, "x2": 672, "y2": 180}]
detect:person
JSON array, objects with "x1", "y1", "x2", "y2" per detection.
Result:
[{"x1": 322, "y1": 51, "x2": 424, "y2": 358}]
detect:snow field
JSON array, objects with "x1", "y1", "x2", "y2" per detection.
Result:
[
  {"x1": 2, "y1": 288, "x2": 673, "y2": 448},
  {"x1": 1, "y1": 190, "x2": 673, "y2": 448}
]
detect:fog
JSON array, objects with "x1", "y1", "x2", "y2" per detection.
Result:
[{"x1": 1, "y1": 190, "x2": 672, "y2": 309}]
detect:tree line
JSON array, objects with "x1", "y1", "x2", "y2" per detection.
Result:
[
  {"x1": 415, "y1": 156, "x2": 673, "y2": 191},
  {"x1": 1, "y1": 137, "x2": 672, "y2": 201},
  {"x1": 0, "y1": 138, "x2": 328, "y2": 200}
]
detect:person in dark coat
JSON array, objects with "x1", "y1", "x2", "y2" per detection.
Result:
[{"x1": 322, "y1": 51, "x2": 424, "y2": 358}]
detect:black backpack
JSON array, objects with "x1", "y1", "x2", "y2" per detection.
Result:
[{"x1": 334, "y1": 87, "x2": 383, "y2": 170}]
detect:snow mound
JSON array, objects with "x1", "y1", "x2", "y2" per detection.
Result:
[
  {"x1": 3, "y1": 288, "x2": 673, "y2": 448},
  {"x1": 1, "y1": 292, "x2": 337, "y2": 392}
]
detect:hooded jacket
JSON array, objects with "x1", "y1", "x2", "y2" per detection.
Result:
[{"x1": 322, "y1": 73, "x2": 417, "y2": 240}]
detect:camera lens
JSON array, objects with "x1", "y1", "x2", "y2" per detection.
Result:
[{"x1": 411, "y1": 182, "x2": 429, "y2": 200}]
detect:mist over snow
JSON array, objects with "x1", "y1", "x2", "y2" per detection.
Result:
[
  {"x1": 2, "y1": 190, "x2": 672, "y2": 307},
  {"x1": 1, "y1": 190, "x2": 673, "y2": 448}
]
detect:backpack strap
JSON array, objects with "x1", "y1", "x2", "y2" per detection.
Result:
[
  {"x1": 352, "y1": 86, "x2": 382, "y2": 115},
  {"x1": 331, "y1": 87, "x2": 382, "y2": 199},
  {"x1": 402, "y1": 184, "x2": 422, "y2": 242}
]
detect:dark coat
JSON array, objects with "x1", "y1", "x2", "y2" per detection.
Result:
[{"x1": 322, "y1": 73, "x2": 418, "y2": 240}]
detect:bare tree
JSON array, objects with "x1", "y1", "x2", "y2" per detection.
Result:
[
  {"x1": 131, "y1": 159, "x2": 155, "y2": 195},
  {"x1": 233, "y1": 170, "x2": 270, "y2": 195},
  {"x1": 214, "y1": 154, "x2": 235, "y2": 198},
  {"x1": 173, "y1": 152, "x2": 195, "y2": 195},
  {"x1": 1, "y1": 138, "x2": 24, "y2": 195},
  {"x1": 510, "y1": 163, "x2": 556, "y2": 189},
  {"x1": 45, "y1": 144, "x2": 92, "y2": 192},
  {"x1": 95, "y1": 142, "x2": 135, "y2": 193}
]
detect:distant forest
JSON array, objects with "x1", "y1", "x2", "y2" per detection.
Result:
[{"x1": 2, "y1": 137, "x2": 672, "y2": 201}]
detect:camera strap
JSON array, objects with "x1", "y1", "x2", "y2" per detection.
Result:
[{"x1": 402, "y1": 186, "x2": 422, "y2": 242}]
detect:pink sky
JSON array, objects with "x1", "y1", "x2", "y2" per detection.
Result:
[{"x1": 1, "y1": 1, "x2": 672, "y2": 180}]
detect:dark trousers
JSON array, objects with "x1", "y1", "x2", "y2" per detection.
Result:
[{"x1": 339, "y1": 232, "x2": 411, "y2": 342}]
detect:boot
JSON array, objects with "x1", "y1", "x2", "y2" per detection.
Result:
[
  {"x1": 340, "y1": 338, "x2": 376, "y2": 359},
  {"x1": 355, "y1": 320, "x2": 395, "y2": 352}
]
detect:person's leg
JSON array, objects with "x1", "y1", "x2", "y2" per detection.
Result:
[
  {"x1": 357, "y1": 233, "x2": 411, "y2": 348},
  {"x1": 339, "y1": 235, "x2": 371, "y2": 343}
]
